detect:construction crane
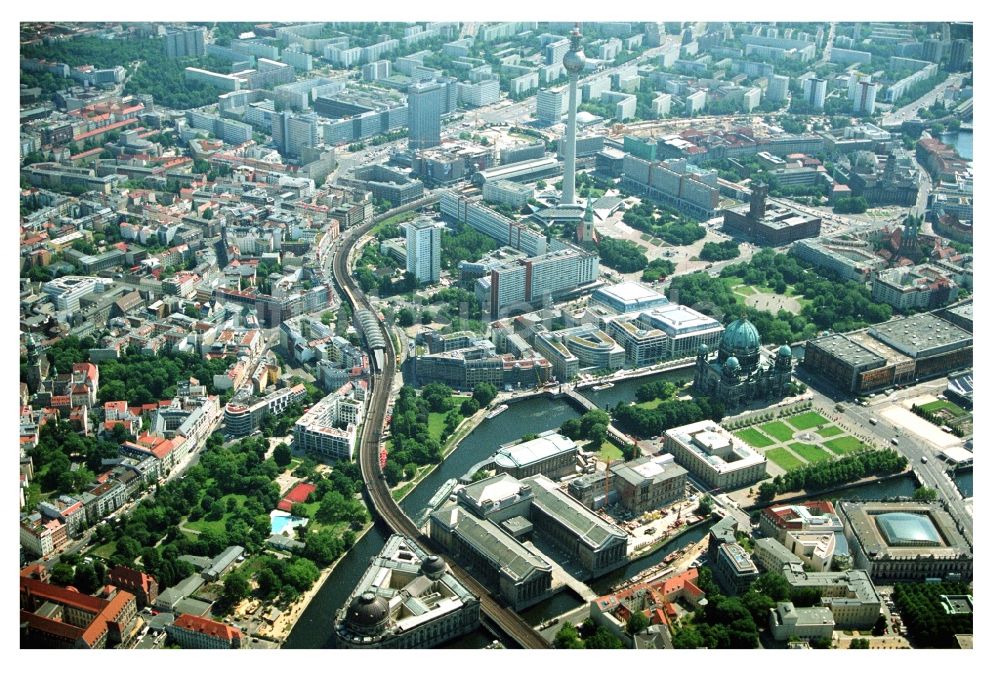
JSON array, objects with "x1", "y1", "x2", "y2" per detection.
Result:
[{"x1": 604, "y1": 465, "x2": 611, "y2": 508}]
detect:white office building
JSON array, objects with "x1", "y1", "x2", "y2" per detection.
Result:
[
  {"x1": 804, "y1": 77, "x2": 827, "y2": 110},
  {"x1": 293, "y1": 386, "x2": 365, "y2": 461},
  {"x1": 536, "y1": 88, "x2": 567, "y2": 125},
  {"x1": 767, "y1": 75, "x2": 790, "y2": 102},
  {"x1": 663, "y1": 420, "x2": 768, "y2": 490},
  {"x1": 404, "y1": 217, "x2": 443, "y2": 285},
  {"x1": 42, "y1": 276, "x2": 109, "y2": 312}
]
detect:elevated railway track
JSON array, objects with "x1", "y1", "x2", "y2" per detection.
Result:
[{"x1": 329, "y1": 195, "x2": 550, "y2": 649}]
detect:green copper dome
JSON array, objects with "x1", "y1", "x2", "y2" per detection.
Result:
[
  {"x1": 778, "y1": 344, "x2": 792, "y2": 357},
  {"x1": 720, "y1": 317, "x2": 761, "y2": 356},
  {"x1": 724, "y1": 356, "x2": 741, "y2": 372}
]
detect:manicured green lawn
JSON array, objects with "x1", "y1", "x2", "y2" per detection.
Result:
[
  {"x1": 789, "y1": 442, "x2": 834, "y2": 464},
  {"x1": 816, "y1": 425, "x2": 843, "y2": 438},
  {"x1": 918, "y1": 400, "x2": 966, "y2": 417},
  {"x1": 597, "y1": 441, "x2": 623, "y2": 463},
  {"x1": 787, "y1": 412, "x2": 831, "y2": 430},
  {"x1": 824, "y1": 436, "x2": 866, "y2": 456},
  {"x1": 767, "y1": 448, "x2": 805, "y2": 471},
  {"x1": 736, "y1": 428, "x2": 776, "y2": 449},
  {"x1": 761, "y1": 420, "x2": 796, "y2": 442}
]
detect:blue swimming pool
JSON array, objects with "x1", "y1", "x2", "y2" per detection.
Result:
[{"x1": 270, "y1": 510, "x2": 309, "y2": 535}]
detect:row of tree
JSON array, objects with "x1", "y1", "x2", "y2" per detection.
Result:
[
  {"x1": 634, "y1": 379, "x2": 681, "y2": 403},
  {"x1": 757, "y1": 448, "x2": 908, "y2": 502}
]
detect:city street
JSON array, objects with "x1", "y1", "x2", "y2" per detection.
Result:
[
  {"x1": 881, "y1": 72, "x2": 969, "y2": 127},
  {"x1": 792, "y1": 368, "x2": 972, "y2": 538}
]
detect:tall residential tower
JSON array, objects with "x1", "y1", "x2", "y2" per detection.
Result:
[
  {"x1": 408, "y1": 80, "x2": 444, "y2": 151},
  {"x1": 404, "y1": 217, "x2": 443, "y2": 285}
]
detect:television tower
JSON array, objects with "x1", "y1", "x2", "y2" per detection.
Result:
[{"x1": 561, "y1": 24, "x2": 586, "y2": 208}]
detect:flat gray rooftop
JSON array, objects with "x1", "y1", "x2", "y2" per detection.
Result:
[
  {"x1": 867, "y1": 314, "x2": 972, "y2": 358},
  {"x1": 810, "y1": 334, "x2": 886, "y2": 369}
]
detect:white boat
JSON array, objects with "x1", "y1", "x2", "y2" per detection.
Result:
[
  {"x1": 486, "y1": 404, "x2": 509, "y2": 420},
  {"x1": 592, "y1": 383, "x2": 615, "y2": 391}
]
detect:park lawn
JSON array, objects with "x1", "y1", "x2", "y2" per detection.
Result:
[
  {"x1": 597, "y1": 441, "x2": 623, "y2": 463},
  {"x1": 816, "y1": 425, "x2": 843, "y2": 438},
  {"x1": 787, "y1": 411, "x2": 831, "y2": 430},
  {"x1": 761, "y1": 420, "x2": 796, "y2": 442},
  {"x1": 86, "y1": 540, "x2": 117, "y2": 560},
  {"x1": 767, "y1": 448, "x2": 805, "y2": 472},
  {"x1": 636, "y1": 396, "x2": 673, "y2": 410},
  {"x1": 824, "y1": 436, "x2": 866, "y2": 456},
  {"x1": 185, "y1": 493, "x2": 248, "y2": 536},
  {"x1": 297, "y1": 500, "x2": 349, "y2": 534},
  {"x1": 736, "y1": 427, "x2": 776, "y2": 449},
  {"x1": 789, "y1": 442, "x2": 834, "y2": 464},
  {"x1": 918, "y1": 400, "x2": 966, "y2": 417},
  {"x1": 640, "y1": 233, "x2": 653, "y2": 242},
  {"x1": 720, "y1": 276, "x2": 742, "y2": 291},
  {"x1": 427, "y1": 396, "x2": 469, "y2": 442}
]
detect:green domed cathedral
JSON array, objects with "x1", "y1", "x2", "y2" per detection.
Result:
[{"x1": 694, "y1": 317, "x2": 793, "y2": 410}]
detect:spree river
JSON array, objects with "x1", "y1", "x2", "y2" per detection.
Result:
[
  {"x1": 938, "y1": 130, "x2": 973, "y2": 161},
  {"x1": 284, "y1": 369, "x2": 919, "y2": 649}
]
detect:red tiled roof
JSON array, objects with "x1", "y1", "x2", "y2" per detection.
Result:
[
  {"x1": 107, "y1": 566, "x2": 156, "y2": 597},
  {"x1": 20, "y1": 610, "x2": 92, "y2": 644},
  {"x1": 172, "y1": 613, "x2": 241, "y2": 641}
]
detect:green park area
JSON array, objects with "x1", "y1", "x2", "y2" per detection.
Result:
[
  {"x1": 787, "y1": 412, "x2": 831, "y2": 430},
  {"x1": 427, "y1": 396, "x2": 471, "y2": 442},
  {"x1": 789, "y1": 442, "x2": 835, "y2": 464},
  {"x1": 734, "y1": 410, "x2": 870, "y2": 474},
  {"x1": 765, "y1": 448, "x2": 805, "y2": 472},
  {"x1": 735, "y1": 428, "x2": 775, "y2": 449},
  {"x1": 598, "y1": 441, "x2": 624, "y2": 464},
  {"x1": 760, "y1": 420, "x2": 795, "y2": 442},
  {"x1": 823, "y1": 436, "x2": 866, "y2": 456},
  {"x1": 917, "y1": 400, "x2": 965, "y2": 417}
]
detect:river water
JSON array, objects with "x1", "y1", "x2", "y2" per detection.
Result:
[
  {"x1": 953, "y1": 468, "x2": 973, "y2": 498},
  {"x1": 581, "y1": 365, "x2": 697, "y2": 411},
  {"x1": 939, "y1": 130, "x2": 973, "y2": 161},
  {"x1": 284, "y1": 369, "x2": 920, "y2": 649}
]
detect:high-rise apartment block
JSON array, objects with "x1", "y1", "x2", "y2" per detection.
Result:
[
  {"x1": 767, "y1": 74, "x2": 790, "y2": 102},
  {"x1": 803, "y1": 77, "x2": 827, "y2": 110},
  {"x1": 536, "y1": 88, "x2": 567, "y2": 125},
  {"x1": 404, "y1": 217, "x2": 443, "y2": 285},
  {"x1": 271, "y1": 111, "x2": 319, "y2": 159},
  {"x1": 408, "y1": 80, "x2": 444, "y2": 151},
  {"x1": 163, "y1": 26, "x2": 206, "y2": 58}
]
